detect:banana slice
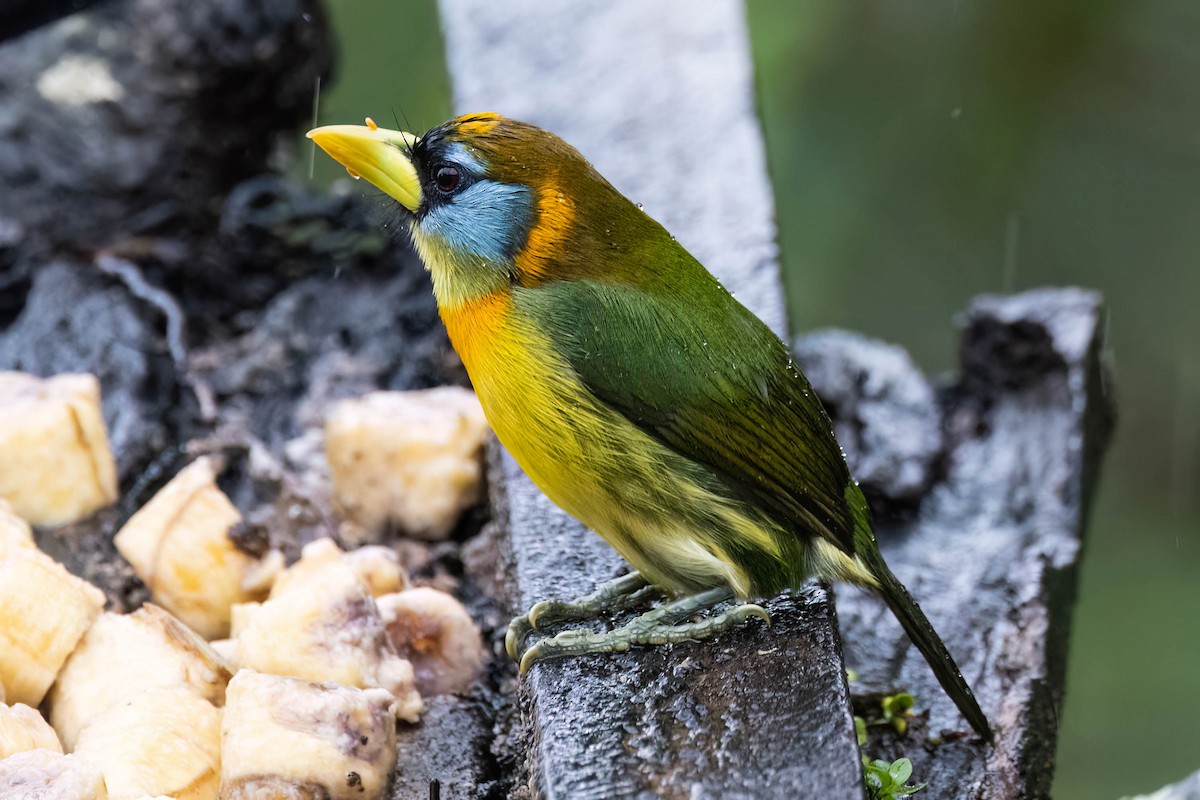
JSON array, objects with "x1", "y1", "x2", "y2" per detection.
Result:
[
  {"x1": 0, "y1": 546, "x2": 105, "y2": 707},
  {"x1": 0, "y1": 372, "x2": 118, "y2": 527},
  {"x1": 114, "y1": 458, "x2": 283, "y2": 640},
  {"x1": 325, "y1": 387, "x2": 488, "y2": 540},
  {"x1": 207, "y1": 639, "x2": 237, "y2": 664},
  {"x1": 233, "y1": 541, "x2": 422, "y2": 721},
  {"x1": 0, "y1": 500, "x2": 34, "y2": 556},
  {"x1": 0, "y1": 703, "x2": 62, "y2": 759},
  {"x1": 49, "y1": 605, "x2": 229, "y2": 752},
  {"x1": 376, "y1": 588, "x2": 484, "y2": 697},
  {"x1": 72, "y1": 688, "x2": 219, "y2": 800},
  {"x1": 0, "y1": 750, "x2": 108, "y2": 800},
  {"x1": 220, "y1": 670, "x2": 396, "y2": 800},
  {"x1": 270, "y1": 538, "x2": 408, "y2": 599},
  {"x1": 338, "y1": 545, "x2": 409, "y2": 598}
]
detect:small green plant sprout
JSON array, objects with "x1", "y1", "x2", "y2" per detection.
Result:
[
  {"x1": 879, "y1": 692, "x2": 916, "y2": 736},
  {"x1": 852, "y1": 690, "x2": 919, "y2": 736},
  {"x1": 863, "y1": 757, "x2": 926, "y2": 799},
  {"x1": 852, "y1": 689, "x2": 926, "y2": 797}
]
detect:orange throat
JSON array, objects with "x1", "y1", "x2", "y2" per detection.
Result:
[{"x1": 438, "y1": 289, "x2": 515, "y2": 378}]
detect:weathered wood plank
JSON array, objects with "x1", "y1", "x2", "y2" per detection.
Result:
[
  {"x1": 812, "y1": 288, "x2": 1113, "y2": 799},
  {"x1": 437, "y1": 2, "x2": 865, "y2": 798}
]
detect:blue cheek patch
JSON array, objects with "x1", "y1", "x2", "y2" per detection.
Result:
[{"x1": 421, "y1": 180, "x2": 533, "y2": 264}]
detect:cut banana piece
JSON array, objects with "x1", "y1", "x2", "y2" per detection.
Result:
[
  {"x1": 325, "y1": 387, "x2": 488, "y2": 540},
  {"x1": 338, "y1": 545, "x2": 409, "y2": 598},
  {"x1": 0, "y1": 500, "x2": 34, "y2": 556},
  {"x1": 0, "y1": 703, "x2": 63, "y2": 759},
  {"x1": 233, "y1": 541, "x2": 422, "y2": 721},
  {"x1": 114, "y1": 458, "x2": 283, "y2": 640},
  {"x1": 0, "y1": 750, "x2": 108, "y2": 800},
  {"x1": 72, "y1": 688, "x2": 219, "y2": 800},
  {"x1": 0, "y1": 372, "x2": 118, "y2": 527},
  {"x1": 49, "y1": 605, "x2": 230, "y2": 752},
  {"x1": 207, "y1": 639, "x2": 237, "y2": 665},
  {"x1": 0, "y1": 545, "x2": 105, "y2": 707},
  {"x1": 270, "y1": 538, "x2": 408, "y2": 599},
  {"x1": 220, "y1": 670, "x2": 397, "y2": 800},
  {"x1": 377, "y1": 588, "x2": 484, "y2": 697}
]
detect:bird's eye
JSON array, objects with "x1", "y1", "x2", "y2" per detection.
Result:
[{"x1": 434, "y1": 165, "x2": 462, "y2": 195}]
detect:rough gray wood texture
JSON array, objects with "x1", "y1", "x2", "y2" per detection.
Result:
[
  {"x1": 437, "y1": 1, "x2": 865, "y2": 798},
  {"x1": 808, "y1": 288, "x2": 1113, "y2": 799}
]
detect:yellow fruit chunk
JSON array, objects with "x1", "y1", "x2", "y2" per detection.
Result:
[
  {"x1": 0, "y1": 702, "x2": 63, "y2": 759},
  {"x1": 0, "y1": 750, "x2": 108, "y2": 799},
  {"x1": 115, "y1": 458, "x2": 282, "y2": 640},
  {"x1": 0, "y1": 372, "x2": 117, "y2": 526},
  {"x1": 0, "y1": 547, "x2": 104, "y2": 707},
  {"x1": 232, "y1": 540, "x2": 421, "y2": 722},
  {"x1": 220, "y1": 670, "x2": 397, "y2": 800},
  {"x1": 49, "y1": 605, "x2": 229, "y2": 752},
  {"x1": 326, "y1": 387, "x2": 488, "y2": 539}
]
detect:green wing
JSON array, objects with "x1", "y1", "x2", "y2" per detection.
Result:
[{"x1": 516, "y1": 276, "x2": 859, "y2": 556}]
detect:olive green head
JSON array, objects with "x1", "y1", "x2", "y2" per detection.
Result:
[{"x1": 309, "y1": 113, "x2": 678, "y2": 308}]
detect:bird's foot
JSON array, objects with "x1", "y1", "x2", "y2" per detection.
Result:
[
  {"x1": 505, "y1": 571, "x2": 658, "y2": 660},
  {"x1": 514, "y1": 586, "x2": 770, "y2": 674}
]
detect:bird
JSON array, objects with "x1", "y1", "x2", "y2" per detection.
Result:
[{"x1": 308, "y1": 112, "x2": 992, "y2": 740}]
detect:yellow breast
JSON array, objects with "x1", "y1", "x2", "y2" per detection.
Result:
[
  {"x1": 440, "y1": 290, "x2": 600, "y2": 513},
  {"x1": 438, "y1": 289, "x2": 776, "y2": 597}
]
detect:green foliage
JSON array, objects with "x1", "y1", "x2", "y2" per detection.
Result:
[
  {"x1": 853, "y1": 686, "x2": 925, "y2": 797},
  {"x1": 863, "y1": 758, "x2": 926, "y2": 799},
  {"x1": 854, "y1": 691, "x2": 917, "y2": 736},
  {"x1": 879, "y1": 693, "x2": 915, "y2": 736}
]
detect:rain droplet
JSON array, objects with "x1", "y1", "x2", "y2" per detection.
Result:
[{"x1": 346, "y1": 167, "x2": 361, "y2": 180}]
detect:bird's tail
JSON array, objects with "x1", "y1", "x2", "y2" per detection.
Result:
[
  {"x1": 865, "y1": 551, "x2": 992, "y2": 741},
  {"x1": 844, "y1": 485, "x2": 992, "y2": 741}
]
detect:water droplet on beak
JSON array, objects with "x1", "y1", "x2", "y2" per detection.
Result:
[
  {"x1": 345, "y1": 167, "x2": 362, "y2": 180},
  {"x1": 365, "y1": 117, "x2": 378, "y2": 131}
]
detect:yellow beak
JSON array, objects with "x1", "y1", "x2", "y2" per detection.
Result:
[{"x1": 306, "y1": 122, "x2": 422, "y2": 212}]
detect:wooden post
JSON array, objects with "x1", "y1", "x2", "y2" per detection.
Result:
[{"x1": 437, "y1": 1, "x2": 867, "y2": 797}]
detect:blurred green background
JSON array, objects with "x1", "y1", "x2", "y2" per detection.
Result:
[{"x1": 308, "y1": 1, "x2": 1200, "y2": 796}]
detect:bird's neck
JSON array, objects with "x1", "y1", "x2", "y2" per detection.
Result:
[
  {"x1": 409, "y1": 224, "x2": 511, "y2": 313},
  {"x1": 437, "y1": 287, "x2": 513, "y2": 377}
]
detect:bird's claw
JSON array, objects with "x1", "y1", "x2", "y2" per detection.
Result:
[
  {"x1": 504, "y1": 598, "x2": 579, "y2": 660},
  {"x1": 512, "y1": 590, "x2": 771, "y2": 674},
  {"x1": 505, "y1": 614, "x2": 534, "y2": 661},
  {"x1": 505, "y1": 572, "x2": 656, "y2": 662}
]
